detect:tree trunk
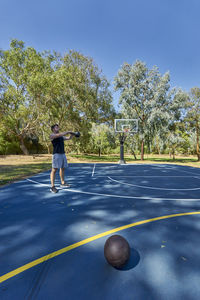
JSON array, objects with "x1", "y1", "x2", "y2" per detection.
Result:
[
  {"x1": 98, "y1": 148, "x2": 101, "y2": 157},
  {"x1": 47, "y1": 145, "x2": 51, "y2": 154},
  {"x1": 45, "y1": 140, "x2": 51, "y2": 154},
  {"x1": 172, "y1": 149, "x2": 175, "y2": 160},
  {"x1": 196, "y1": 123, "x2": 200, "y2": 161},
  {"x1": 131, "y1": 150, "x2": 137, "y2": 160},
  {"x1": 19, "y1": 135, "x2": 29, "y2": 155},
  {"x1": 141, "y1": 139, "x2": 144, "y2": 160}
]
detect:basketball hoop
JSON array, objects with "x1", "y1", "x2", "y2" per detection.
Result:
[
  {"x1": 114, "y1": 119, "x2": 138, "y2": 133},
  {"x1": 114, "y1": 119, "x2": 138, "y2": 165},
  {"x1": 123, "y1": 128, "x2": 130, "y2": 134}
]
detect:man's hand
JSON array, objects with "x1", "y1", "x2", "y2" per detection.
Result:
[{"x1": 74, "y1": 131, "x2": 81, "y2": 138}]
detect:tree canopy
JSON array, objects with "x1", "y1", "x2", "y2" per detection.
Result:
[
  {"x1": 0, "y1": 39, "x2": 115, "y2": 154},
  {"x1": 0, "y1": 40, "x2": 198, "y2": 160},
  {"x1": 114, "y1": 60, "x2": 189, "y2": 160}
]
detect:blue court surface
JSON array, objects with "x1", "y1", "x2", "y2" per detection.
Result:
[{"x1": 0, "y1": 163, "x2": 200, "y2": 300}]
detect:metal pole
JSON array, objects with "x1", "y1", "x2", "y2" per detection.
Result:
[{"x1": 119, "y1": 133, "x2": 126, "y2": 164}]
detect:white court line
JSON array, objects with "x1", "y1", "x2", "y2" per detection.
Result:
[
  {"x1": 93, "y1": 175, "x2": 197, "y2": 178},
  {"x1": 27, "y1": 178, "x2": 50, "y2": 187},
  {"x1": 26, "y1": 178, "x2": 200, "y2": 202},
  {"x1": 108, "y1": 176, "x2": 200, "y2": 191},
  {"x1": 92, "y1": 164, "x2": 96, "y2": 177}
]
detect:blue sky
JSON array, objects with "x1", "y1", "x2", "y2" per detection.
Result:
[{"x1": 1, "y1": 0, "x2": 200, "y2": 109}]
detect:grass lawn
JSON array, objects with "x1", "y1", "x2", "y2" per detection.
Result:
[
  {"x1": 0, "y1": 153, "x2": 200, "y2": 187},
  {"x1": 0, "y1": 155, "x2": 52, "y2": 186}
]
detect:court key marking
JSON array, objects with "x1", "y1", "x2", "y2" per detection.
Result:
[
  {"x1": 108, "y1": 176, "x2": 200, "y2": 191},
  {"x1": 26, "y1": 178, "x2": 200, "y2": 201}
]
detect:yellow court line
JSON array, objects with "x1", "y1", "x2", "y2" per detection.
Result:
[{"x1": 0, "y1": 211, "x2": 200, "y2": 284}]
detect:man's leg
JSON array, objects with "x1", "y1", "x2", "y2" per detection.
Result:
[
  {"x1": 59, "y1": 154, "x2": 70, "y2": 187},
  {"x1": 50, "y1": 168, "x2": 58, "y2": 193},
  {"x1": 60, "y1": 167, "x2": 70, "y2": 187},
  {"x1": 59, "y1": 168, "x2": 65, "y2": 185},
  {"x1": 50, "y1": 168, "x2": 57, "y2": 187}
]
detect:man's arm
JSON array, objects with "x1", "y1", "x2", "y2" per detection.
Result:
[
  {"x1": 63, "y1": 135, "x2": 74, "y2": 141},
  {"x1": 50, "y1": 131, "x2": 73, "y2": 141}
]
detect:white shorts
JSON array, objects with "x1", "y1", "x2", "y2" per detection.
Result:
[{"x1": 52, "y1": 153, "x2": 68, "y2": 169}]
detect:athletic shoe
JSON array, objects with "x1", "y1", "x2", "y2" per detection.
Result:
[
  {"x1": 50, "y1": 186, "x2": 58, "y2": 193},
  {"x1": 60, "y1": 183, "x2": 70, "y2": 188}
]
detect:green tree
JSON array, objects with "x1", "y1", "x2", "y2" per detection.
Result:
[
  {"x1": 90, "y1": 123, "x2": 115, "y2": 156},
  {"x1": 167, "y1": 129, "x2": 185, "y2": 159},
  {"x1": 0, "y1": 39, "x2": 54, "y2": 154},
  {"x1": 46, "y1": 50, "x2": 115, "y2": 153},
  {"x1": 114, "y1": 60, "x2": 172, "y2": 160},
  {"x1": 0, "y1": 40, "x2": 115, "y2": 155},
  {"x1": 186, "y1": 87, "x2": 200, "y2": 161},
  {"x1": 114, "y1": 60, "x2": 189, "y2": 160},
  {"x1": 164, "y1": 89, "x2": 189, "y2": 157}
]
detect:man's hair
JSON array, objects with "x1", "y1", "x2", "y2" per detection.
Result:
[{"x1": 51, "y1": 124, "x2": 59, "y2": 131}]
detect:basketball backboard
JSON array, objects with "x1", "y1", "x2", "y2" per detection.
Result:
[{"x1": 114, "y1": 119, "x2": 138, "y2": 133}]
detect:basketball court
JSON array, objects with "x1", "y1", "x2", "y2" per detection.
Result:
[{"x1": 0, "y1": 163, "x2": 200, "y2": 299}]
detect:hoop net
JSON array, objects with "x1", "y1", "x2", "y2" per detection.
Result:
[{"x1": 122, "y1": 126, "x2": 131, "y2": 134}]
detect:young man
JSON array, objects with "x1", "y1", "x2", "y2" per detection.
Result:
[{"x1": 50, "y1": 124, "x2": 74, "y2": 193}]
